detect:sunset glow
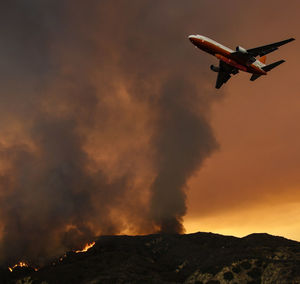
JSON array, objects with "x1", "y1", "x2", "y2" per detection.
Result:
[{"x1": 0, "y1": 0, "x2": 299, "y2": 268}]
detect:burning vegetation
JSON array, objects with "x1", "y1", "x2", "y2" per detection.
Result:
[
  {"x1": 8, "y1": 262, "x2": 29, "y2": 272},
  {"x1": 75, "y1": 242, "x2": 96, "y2": 253},
  {"x1": 8, "y1": 241, "x2": 96, "y2": 272}
]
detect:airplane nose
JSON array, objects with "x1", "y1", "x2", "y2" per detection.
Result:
[{"x1": 188, "y1": 35, "x2": 197, "y2": 43}]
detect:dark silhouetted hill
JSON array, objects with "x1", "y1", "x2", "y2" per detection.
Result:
[{"x1": 2, "y1": 232, "x2": 300, "y2": 283}]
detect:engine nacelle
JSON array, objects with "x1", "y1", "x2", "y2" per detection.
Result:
[
  {"x1": 236, "y1": 46, "x2": 247, "y2": 54},
  {"x1": 210, "y1": 65, "x2": 220, "y2": 72}
]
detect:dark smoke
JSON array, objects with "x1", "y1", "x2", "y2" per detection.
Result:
[
  {"x1": 149, "y1": 79, "x2": 218, "y2": 233},
  {"x1": 0, "y1": 0, "x2": 220, "y2": 264}
]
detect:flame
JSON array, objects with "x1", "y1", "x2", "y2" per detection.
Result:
[
  {"x1": 8, "y1": 261, "x2": 28, "y2": 272},
  {"x1": 75, "y1": 241, "x2": 95, "y2": 253},
  {"x1": 8, "y1": 242, "x2": 96, "y2": 272}
]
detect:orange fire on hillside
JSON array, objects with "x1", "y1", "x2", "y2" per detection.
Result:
[
  {"x1": 8, "y1": 242, "x2": 96, "y2": 271},
  {"x1": 8, "y1": 261, "x2": 39, "y2": 272},
  {"x1": 8, "y1": 261, "x2": 28, "y2": 272},
  {"x1": 75, "y1": 242, "x2": 95, "y2": 253}
]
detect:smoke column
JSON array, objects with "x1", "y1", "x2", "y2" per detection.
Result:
[
  {"x1": 0, "y1": 0, "x2": 220, "y2": 264},
  {"x1": 149, "y1": 79, "x2": 218, "y2": 233}
]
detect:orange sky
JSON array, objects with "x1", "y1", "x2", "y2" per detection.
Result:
[
  {"x1": 0, "y1": 0, "x2": 299, "y2": 265},
  {"x1": 184, "y1": 0, "x2": 300, "y2": 240}
]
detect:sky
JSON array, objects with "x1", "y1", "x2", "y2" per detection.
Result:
[
  {"x1": 184, "y1": 1, "x2": 300, "y2": 240},
  {"x1": 0, "y1": 0, "x2": 299, "y2": 265}
]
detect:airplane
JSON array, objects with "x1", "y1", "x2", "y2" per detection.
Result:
[{"x1": 188, "y1": 35, "x2": 295, "y2": 89}]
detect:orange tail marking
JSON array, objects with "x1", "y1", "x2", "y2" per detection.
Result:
[{"x1": 259, "y1": 55, "x2": 267, "y2": 64}]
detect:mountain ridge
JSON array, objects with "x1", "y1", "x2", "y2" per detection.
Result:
[{"x1": 2, "y1": 232, "x2": 300, "y2": 283}]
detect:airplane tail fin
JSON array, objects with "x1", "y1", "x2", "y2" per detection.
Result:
[
  {"x1": 251, "y1": 59, "x2": 285, "y2": 81},
  {"x1": 262, "y1": 60, "x2": 285, "y2": 72},
  {"x1": 259, "y1": 55, "x2": 267, "y2": 64}
]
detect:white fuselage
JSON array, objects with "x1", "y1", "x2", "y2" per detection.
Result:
[{"x1": 188, "y1": 35, "x2": 267, "y2": 75}]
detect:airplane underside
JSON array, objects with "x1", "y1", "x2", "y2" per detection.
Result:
[{"x1": 188, "y1": 35, "x2": 295, "y2": 89}]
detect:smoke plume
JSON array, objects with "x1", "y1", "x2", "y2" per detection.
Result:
[
  {"x1": 149, "y1": 79, "x2": 218, "y2": 233},
  {"x1": 0, "y1": 0, "x2": 219, "y2": 264}
]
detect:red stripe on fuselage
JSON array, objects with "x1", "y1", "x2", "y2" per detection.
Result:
[
  {"x1": 215, "y1": 54, "x2": 247, "y2": 72},
  {"x1": 190, "y1": 38, "x2": 266, "y2": 75}
]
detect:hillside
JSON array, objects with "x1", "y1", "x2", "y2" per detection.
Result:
[{"x1": 2, "y1": 232, "x2": 300, "y2": 283}]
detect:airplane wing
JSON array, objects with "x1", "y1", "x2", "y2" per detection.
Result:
[
  {"x1": 215, "y1": 60, "x2": 237, "y2": 89},
  {"x1": 247, "y1": 38, "x2": 295, "y2": 57}
]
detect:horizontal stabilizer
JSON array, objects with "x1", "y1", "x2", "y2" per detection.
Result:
[
  {"x1": 250, "y1": 74, "x2": 262, "y2": 81},
  {"x1": 262, "y1": 60, "x2": 285, "y2": 72}
]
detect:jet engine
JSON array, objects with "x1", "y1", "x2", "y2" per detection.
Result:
[
  {"x1": 210, "y1": 65, "x2": 220, "y2": 72},
  {"x1": 236, "y1": 46, "x2": 247, "y2": 54}
]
